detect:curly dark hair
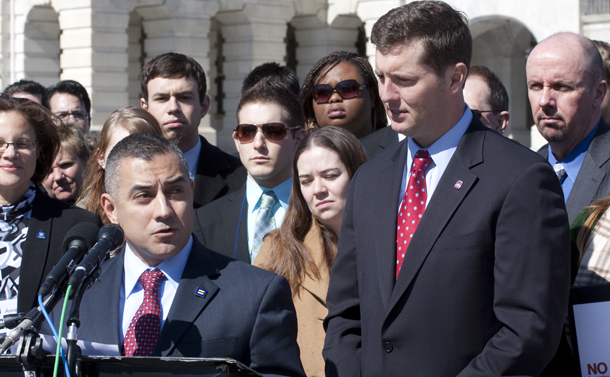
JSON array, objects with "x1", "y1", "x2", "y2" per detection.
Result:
[{"x1": 299, "y1": 51, "x2": 387, "y2": 133}]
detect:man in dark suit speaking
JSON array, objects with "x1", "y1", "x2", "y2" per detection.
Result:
[
  {"x1": 323, "y1": 2, "x2": 571, "y2": 376},
  {"x1": 59, "y1": 133, "x2": 304, "y2": 377}
]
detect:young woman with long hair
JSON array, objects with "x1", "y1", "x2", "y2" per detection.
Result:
[{"x1": 254, "y1": 126, "x2": 367, "y2": 376}]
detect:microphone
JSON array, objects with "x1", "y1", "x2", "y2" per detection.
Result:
[
  {"x1": 38, "y1": 222, "x2": 100, "y2": 297},
  {"x1": 67, "y1": 224, "x2": 124, "y2": 291}
]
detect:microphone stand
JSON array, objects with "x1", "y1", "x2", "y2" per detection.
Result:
[
  {"x1": 1, "y1": 270, "x2": 74, "y2": 374},
  {"x1": 2, "y1": 286, "x2": 67, "y2": 374},
  {"x1": 65, "y1": 266, "x2": 101, "y2": 377}
]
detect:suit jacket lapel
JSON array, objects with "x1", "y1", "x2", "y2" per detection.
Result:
[
  {"x1": 379, "y1": 127, "x2": 399, "y2": 150},
  {"x1": 566, "y1": 120, "x2": 610, "y2": 223},
  {"x1": 193, "y1": 136, "x2": 231, "y2": 207},
  {"x1": 154, "y1": 239, "x2": 220, "y2": 356},
  {"x1": 375, "y1": 140, "x2": 409, "y2": 309},
  {"x1": 223, "y1": 185, "x2": 249, "y2": 262},
  {"x1": 388, "y1": 123, "x2": 483, "y2": 312},
  {"x1": 19, "y1": 191, "x2": 53, "y2": 312},
  {"x1": 79, "y1": 254, "x2": 123, "y2": 346}
]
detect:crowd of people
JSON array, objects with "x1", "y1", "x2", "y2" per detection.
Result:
[{"x1": 2, "y1": 0, "x2": 610, "y2": 376}]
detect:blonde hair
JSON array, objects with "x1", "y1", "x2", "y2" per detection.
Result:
[{"x1": 78, "y1": 107, "x2": 163, "y2": 223}]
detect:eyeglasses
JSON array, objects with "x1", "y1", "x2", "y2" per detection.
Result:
[
  {"x1": 234, "y1": 123, "x2": 301, "y2": 143},
  {"x1": 312, "y1": 80, "x2": 367, "y2": 104},
  {"x1": 54, "y1": 111, "x2": 88, "y2": 122},
  {"x1": 0, "y1": 141, "x2": 38, "y2": 153},
  {"x1": 471, "y1": 109, "x2": 496, "y2": 119}
]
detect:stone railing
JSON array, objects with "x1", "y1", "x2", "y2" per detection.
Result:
[{"x1": 582, "y1": 0, "x2": 610, "y2": 15}]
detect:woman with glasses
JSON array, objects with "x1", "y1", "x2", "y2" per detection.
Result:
[
  {"x1": 78, "y1": 106, "x2": 163, "y2": 224},
  {"x1": 0, "y1": 95, "x2": 102, "y2": 317},
  {"x1": 300, "y1": 51, "x2": 387, "y2": 139},
  {"x1": 254, "y1": 126, "x2": 367, "y2": 376}
]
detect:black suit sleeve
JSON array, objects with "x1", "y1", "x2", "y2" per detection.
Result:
[
  {"x1": 323, "y1": 171, "x2": 362, "y2": 377},
  {"x1": 457, "y1": 161, "x2": 570, "y2": 376},
  {"x1": 249, "y1": 275, "x2": 305, "y2": 377}
]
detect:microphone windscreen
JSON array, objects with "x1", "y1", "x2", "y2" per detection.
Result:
[
  {"x1": 62, "y1": 222, "x2": 100, "y2": 251},
  {"x1": 96, "y1": 223, "x2": 124, "y2": 250}
]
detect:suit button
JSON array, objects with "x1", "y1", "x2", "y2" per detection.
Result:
[{"x1": 383, "y1": 342, "x2": 393, "y2": 353}]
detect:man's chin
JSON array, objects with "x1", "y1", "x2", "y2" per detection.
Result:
[
  {"x1": 164, "y1": 132, "x2": 182, "y2": 146},
  {"x1": 538, "y1": 125, "x2": 568, "y2": 143}
]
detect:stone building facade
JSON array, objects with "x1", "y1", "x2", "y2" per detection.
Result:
[{"x1": 0, "y1": 0, "x2": 608, "y2": 151}]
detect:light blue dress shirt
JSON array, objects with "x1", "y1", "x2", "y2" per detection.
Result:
[
  {"x1": 547, "y1": 121, "x2": 599, "y2": 203},
  {"x1": 246, "y1": 177, "x2": 291, "y2": 262},
  {"x1": 182, "y1": 137, "x2": 202, "y2": 180},
  {"x1": 119, "y1": 236, "x2": 193, "y2": 343},
  {"x1": 399, "y1": 106, "x2": 473, "y2": 209}
]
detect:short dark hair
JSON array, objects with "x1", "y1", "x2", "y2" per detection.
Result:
[
  {"x1": 242, "y1": 63, "x2": 300, "y2": 96},
  {"x1": 593, "y1": 39, "x2": 610, "y2": 83},
  {"x1": 140, "y1": 53, "x2": 207, "y2": 103},
  {"x1": 42, "y1": 80, "x2": 92, "y2": 115},
  {"x1": 0, "y1": 95, "x2": 60, "y2": 184},
  {"x1": 237, "y1": 76, "x2": 304, "y2": 130},
  {"x1": 468, "y1": 65, "x2": 509, "y2": 113},
  {"x1": 105, "y1": 133, "x2": 188, "y2": 198},
  {"x1": 3, "y1": 79, "x2": 45, "y2": 98},
  {"x1": 300, "y1": 51, "x2": 388, "y2": 132},
  {"x1": 371, "y1": 1, "x2": 472, "y2": 76}
]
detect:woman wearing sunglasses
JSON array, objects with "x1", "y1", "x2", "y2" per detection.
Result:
[
  {"x1": 254, "y1": 126, "x2": 367, "y2": 376},
  {"x1": 0, "y1": 95, "x2": 101, "y2": 319},
  {"x1": 300, "y1": 51, "x2": 387, "y2": 139}
]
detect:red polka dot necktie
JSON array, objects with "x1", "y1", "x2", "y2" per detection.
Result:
[
  {"x1": 123, "y1": 268, "x2": 165, "y2": 356},
  {"x1": 396, "y1": 150, "x2": 432, "y2": 279}
]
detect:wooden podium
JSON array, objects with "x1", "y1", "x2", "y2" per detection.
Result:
[{"x1": 0, "y1": 355, "x2": 262, "y2": 376}]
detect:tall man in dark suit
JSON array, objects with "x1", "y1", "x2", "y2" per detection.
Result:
[
  {"x1": 59, "y1": 133, "x2": 304, "y2": 376},
  {"x1": 140, "y1": 53, "x2": 246, "y2": 208},
  {"x1": 193, "y1": 73, "x2": 306, "y2": 263},
  {"x1": 323, "y1": 2, "x2": 571, "y2": 376},
  {"x1": 529, "y1": 33, "x2": 610, "y2": 224}
]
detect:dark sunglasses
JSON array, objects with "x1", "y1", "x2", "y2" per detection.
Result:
[
  {"x1": 471, "y1": 109, "x2": 496, "y2": 119},
  {"x1": 312, "y1": 79, "x2": 367, "y2": 104},
  {"x1": 234, "y1": 123, "x2": 300, "y2": 143}
]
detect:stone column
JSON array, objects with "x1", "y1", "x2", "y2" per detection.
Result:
[
  {"x1": 355, "y1": 0, "x2": 402, "y2": 67},
  {"x1": 137, "y1": 0, "x2": 218, "y2": 143},
  {"x1": 54, "y1": 0, "x2": 138, "y2": 130},
  {"x1": 213, "y1": 1, "x2": 295, "y2": 152},
  {"x1": 292, "y1": 13, "x2": 363, "y2": 84}
]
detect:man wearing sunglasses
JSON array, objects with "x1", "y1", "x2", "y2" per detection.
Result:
[
  {"x1": 323, "y1": 2, "x2": 570, "y2": 377},
  {"x1": 463, "y1": 65, "x2": 510, "y2": 135},
  {"x1": 193, "y1": 74, "x2": 306, "y2": 264},
  {"x1": 140, "y1": 53, "x2": 246, "y2": 209}
]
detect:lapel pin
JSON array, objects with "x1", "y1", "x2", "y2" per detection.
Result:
[
  {"x1": 195, "y1": 288, "x2": 207, "y2": 298},
  {"x1": 36, "y1": 229, "x2": 46, "y2": 239},
  {"x1": 454, "y1": 180, "x2": 463, "y2": 190}
]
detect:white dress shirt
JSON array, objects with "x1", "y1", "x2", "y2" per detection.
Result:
[
  {"x1": 119, "y1": 236, "x2": 193, "y2": 343},
  {"x1": 246, "y1": 177, "x2": 291, "y2": 261},
  {"x1": 399, "y1": 107, "x2": 473, "y2": 209},
  {"x1": 182, "y1": 137, "x2": 202, "y2": 180}
]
